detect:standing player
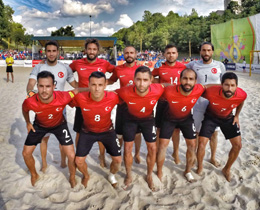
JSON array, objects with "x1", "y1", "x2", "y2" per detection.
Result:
[
  {"x1": 22, "y1": 71, "x2": 77, "y2": 187},
  {"x1": 108, "y1": 46, "x2": 142, "y2": 164},
  {"x1": 6, "y1": 52, "x2": 14, "y2": 83},
  {"x1": 117, "y1": 66, "x2": 164, "y2": 191},
  {"x1": 70, "y1": 38, "x2": 115, "y2": 168},
  {"x1": 197, "y1": 72, "x2": 247, "y2": 181},
  {"x1": 186, "y1": 42, "x2": 226, "y2": 167},
  {"x1": 152, "y1": 44, "x2": 186, "y2": 164},
  {"x1": 72, "y1": 72, "x2": 121, "y2": 188},
  {"x1": 26, "y1": 40, "x2": 78, "y2": 172}
]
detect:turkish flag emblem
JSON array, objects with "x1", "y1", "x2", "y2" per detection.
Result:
[
  {"x1": 58, "y1": 72, "x2": 64, "y2": 78},
  {"x1": 211, "y1": 68, "x2": 217, "y2": 74}
]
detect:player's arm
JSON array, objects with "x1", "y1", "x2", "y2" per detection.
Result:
[
  {"x1": 107, "y1": 73, "x2": 118, "y2": 85},
  {"x1": 204, "y1": 84, "x2": 221, "y2": 89},
  {"x1": 69, "y1": 80, "x2": 78, "y2": 88},
  {"x1": 152, "y1": 77, "x2": 159, "y2": 83},
  {"x1": 233, "y1": 101, "x2": 244, "y2": 128},
  {"x1": 22, "y1": 109, "x2": 35, "y2": 133}
]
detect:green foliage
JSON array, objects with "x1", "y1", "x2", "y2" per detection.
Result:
[{"x1": 51, "y1": 26, "x2": 75, "y2": 37}]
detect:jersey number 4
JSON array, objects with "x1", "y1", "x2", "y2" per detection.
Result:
[{"x1": 140, "y1": 107, "x2": 146, "y2": 113}]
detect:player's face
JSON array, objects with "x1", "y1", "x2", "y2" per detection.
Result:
[
  {"x1": 200, "y1": 44, "x2": 213, "y2": 63},
  {"x1": 134, "y1": 72, "x2": 152, "y2": 94},
  {"x1": 89, "y1": 77, "x2": 106, "y2": 100},
  {"x1": 37, "y1": 77, "x2": 55, "y2": 102},
  {"x1": 180, "y1": 70, "x2": 196, "y2": 92},
  {"x1": 46, "y1": 45, "x2": 59, "y2": 63},
  {"x1": 124, "y1": 47, "x2": 136, "y2": 64},
  {"x1": 86, "y1": 43, "x2": 98, "y2": 61},
  {"x1": 164, "y1": 47, "x2": 178, "y2": 64},
  {"x1": 222, "y1": 79, "x2": 237, "y2": 98}
]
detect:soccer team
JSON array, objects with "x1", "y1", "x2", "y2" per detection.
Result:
[{"x1": 22, "y1": 38, "x2": 247, "y2": 191}]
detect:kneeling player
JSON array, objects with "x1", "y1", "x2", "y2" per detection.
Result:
[
  {"x1": 22, "y1": 71, "x2": 77, "y2": 187},
  {"x1": 197, "y1": 72, "x2": 247, "y2": 181},
  {"x1": 72, "y1": 72, "x2": 121, "y2": 188},
  {"x1": 157, "y1": 68, "x2": 206, "y2": 182}
]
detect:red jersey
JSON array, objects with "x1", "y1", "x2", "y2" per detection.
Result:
[
  {"x1": 109, "y1": 63, "x2": 140, "y2": 87},
  {"x1": 71, "y1": 91, "x2": 119, "y2": 133},
  {"x1": 163, "y1": 84, "x2": 205, "y2": 120},
  {"x1": 69, "y1": 58, "x2": 115, "y2": 87},
  {"x1": 116, "y1": 84, "x2": 164, "y2": 119},
  {"x1": 152, "y1": 61, "x2": 186, "y2": 85},
  {"x1": 203, "y1": 86, "x2": 247, "y2": 119},
  {"x1": 22, "y1": 91, "x2": 75, "y2": 128}
]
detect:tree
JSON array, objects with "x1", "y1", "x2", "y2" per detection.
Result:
[
  {"x1": 51, "y1": 25, "x2": 75, "y2": 36},
  {"x1": 11, "y1": 22, "x2": 26, "y2": 49}
]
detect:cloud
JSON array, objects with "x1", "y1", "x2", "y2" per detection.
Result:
[
  {"x1": 116, "y1": 14, "x2": 133, "y2": 27},
  {"x1": 13, "y1": 15, "x2": 22, "y2": 23},
  {"x1": 115, "y1": 0, "x2": 129, "y2": 5},
  {"x1": 60, "y1": 0, "x2": 114, "y2": 16},
  {"x1": 47, "y1": 27, "x2": 58, "y2": 33},
  {"x1": 74, "y1": 21, "x2": 115, "y2": 36}
]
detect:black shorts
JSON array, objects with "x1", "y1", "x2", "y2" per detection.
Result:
[
  {"x1": 25, "y1": 121, "x2": 73, "y2": 146},
  {"x1": 159, "y1": 115, "x2": 196, "y2": 139},
  {"x1": 6, "y1": 66, "x2": 13, "y2": 73},
  {"x1": 123, "y1": 118, "x2": 156, "y2": 142},
  {"x1": 199, "y1": 114, "x2": 241, "y2": 139},
  {"x1": 76, "y1": 130, "x2": 121, "y2": 157},
  {"x1": 73, "y1": 107, "x2": 83, "y2": 133},
  {"x1": 155, "y1": 100, "x2": 168, "y2": 128}
]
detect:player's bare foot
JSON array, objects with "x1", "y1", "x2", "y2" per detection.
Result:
[
  {"x1": 172, "y1": 152, "x2": 180, "y2": 164},
  {"x1": 60, "y1": 162, "x2": 67, "y2": 168},
  {"x1": 124, "y1": 175, "x2": 132, "y2": 188},
  {"x1": 40, "y1": 164, "x2": 47, "y2": 173},
  {"x1": 81, "y1": 175, "x2": 90, "y2": 188},
  {"x1": 222, "y1": 168, "x2": 231, "y2": 182},
  {"x1": 31, "y1": 174, "x2": 40, "y2": 186},
  {"x1": 184, "y1": 172, "x2": 196, "y2": 183},
  {"x1": 196, "y1": 167, "x2": 203, "y2": 175},
  {"x1": 99, "y1": 155, "x2": 106, "y2": 168},
  {"x1": 134, "y1": 154, "x2": 141, "y2": 164},
  {"x1": 157, "y1": 170, "x2": 163, "y2": 182},
  {"x1": 210, "y1": 158, "x2": 221, "y2": 167},
  {"x1": 146, "y1": 175, "x2": 155, "y2": 191},
  {"x1": 69, "y1": 176, "x2": 77, "y2": 188}
]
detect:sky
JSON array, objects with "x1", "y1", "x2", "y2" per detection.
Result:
[{"x1": 3, "y1": 0, "x2": 224, "y2": 37}]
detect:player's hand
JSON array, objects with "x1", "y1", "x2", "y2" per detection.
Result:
[
  {"x1": 26, "y1": 122, "x2": 35, "y2": 133},
  {"x1": 233, "y1": 116, "x2": 240, "y2": 128},
  {"x1": 26, "y1": 90, "x2": 36, "y2": 98},
  {"x1": 39, "y1": 59, "x2": 45, "y2": 64}
]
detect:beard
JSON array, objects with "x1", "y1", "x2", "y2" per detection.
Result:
[
  {"x1": 125, "y1": 56, "x2": 135, "y2": 64},
  {"x1": 223, "y1": 90, "x2": 234, "y2": 98},
  {"x1": 87, "y1": 53, "x2": 97, "y2": 61},
  {"x1": 180, "y1": 84, "x2": 194, "y2": 93},
  {"x1": 136, "y1": 86, "x2": 149, "y2": 94},
  {"x1": 47, "y1": 57, "x2": 57, "y2": 64},
  {"x1": 201, "y1": 54, "x2": 212, "y2": 62},
  {"x1": 39, "y1": 92, "x2": 53, "y2": 101},
  {"x1": 166, "y1": 58, "x2": 176, "y2": 64}
]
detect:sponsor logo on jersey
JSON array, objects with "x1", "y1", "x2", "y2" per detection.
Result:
[
  {"x1": 69, "y1": 91, "x2": 75, "y2": 98},
  {"x1": 191, "y1": 98, "x2": 197, "y2": 103},
  {"x1": 162, "y1": 72, "x2": 168, "y2": 75},
  {"x1": 56, "y1": 107, "x2": 63, "y2": 111},
  {"x1": 65, "y1": 139, "x2": 71, "y2": 143},
  {"x1": 172, "y1": 101, "x2": 179, "y2": 104},
  {"x1": 211, "y1": 68, "x2": 217, "y2": 74},
  {"x1": 58, "y1": 72, "x2": 64, "y2": 78},
  {"x1": 150, "y1": 100, "x2": 157, "y2": 105},
  {"x1": 80, "y1": 68, "x2": 87, "y2": 71},
  {"x1": 105, "y1": 106, "x2": 112, "y2": 111},
  {"x1": 83, "y1": 108, "x2": 91, "y2": 111},
  {"x1": 119, "y1": 75, "x2": 125, "y2": 78},
  {"x1": 35, "y1": 111, "x2": 43, "y2": 114},
  {"x1": 129, "y1": 102, "x2": 136, "y2": 104},
  {"x1": 212, "y1": 102, "x2": 219, "y2": 105}
]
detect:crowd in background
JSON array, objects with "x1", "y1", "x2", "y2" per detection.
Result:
[{"x1": 0, "y1": 49, "x2": 32, "y2": 60}]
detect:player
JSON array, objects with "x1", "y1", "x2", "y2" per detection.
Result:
[
  {"x1": 22, "y1": 71, "x2": 78, "y2": 188},
  {"x1": 70, "y1": 38, "x2": 115, "y2": 168},
  {"x1": 26, "y1": 40, "x2": 78, "y2": 172},
  {"x1": 72, "y1": 72, "x2": 121, "y2": 188},
  {"x1": 186, "y1": 42, "x2": 226, "y2": 167},
  {"x1": 108, "y1": 46, "x2": 142, "y2": 163},
  {"x1": 116, "y1": 66, "x2": 164, "y2": 191},
  {"x1": 197, "y1": 72, "x2": 247, "y2": 181},
  {"x1": 152, "y1": 44, "x2": 186, "y2": 164},
  {"x1": 6, "y1": 52, "x2": 14, "y2": 83}
]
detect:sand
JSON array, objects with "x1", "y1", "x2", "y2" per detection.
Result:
[{"x1": 0, "y1": 67, "x2": 259, "y2": 210}]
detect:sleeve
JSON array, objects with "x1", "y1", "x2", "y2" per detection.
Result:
[
  {"x1": 220, "y1": 62, "x2": 226, "y2": 79},
  {"x1": 64, "y1": 64, "x2": 75, "y2": 83},
  {"x1": 22, "y1": 99, "x2": 30, "y2": 112},
  {"x1": 29, "y1": 64, "x2": 41, "y2": 80},
  {"x1": 69, "y1": 61, "x2": 77, "y2": 72},
  {"x1": 106, "y1": 62, "x2": 116, "y2": 73},
  {"x1": 109, "y1": 72, "x2": 118, "y2": 83},
  {"x1": 68, "y1": 97, "x2": 78, "y2": 108},
  {"x1": 152, "y1": 68, "x2": 159, "y2": 77},
  {"x1": 185, "y1": 61, "x2": 194, "y2": 69}
]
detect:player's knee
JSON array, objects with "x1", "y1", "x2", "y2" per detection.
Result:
[
  {"x1": 112, "y1": 156, "x2": 122, "y2": 164},
  {"x1": 233, "y1": 142, "x2": 242, "y2": 151},
  {"x1": 22, "y1": 149, "x2": 31, "y2": 159},
  {"x1": 75, "y1": 157, "x2": 84, "y2": 166},
  {"x1": 147, "y1": 143, "x2": 157, "y2": 154},
  {"x1": 67, "y1": 152, "x2": 75, "y2": 161}
]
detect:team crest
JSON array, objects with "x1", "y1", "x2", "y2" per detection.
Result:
[
  {"x1": 211, "y1": 68, "x2": 217, "y2": 74},
  {"x1": 58, "y1": 72, "x2": 64, "y2": 78},
  {"x1": 150, "y1": 100, "x2": 157, "y2": 105},
  {"x1": 191, "y1": 98, "x2": 197, "y2": 103},
  {"x1": 105, "y1": 106, "x2": 112, "y2": 111},
  {"x1": 231, "y1": 104, "x2": 237, "y2": 108},
  {"x1": 56, "y1": 107, "x2": 63, "y2": 111},
  {"x1": 98, "y1": 68, "x2": 103, "y2": 72}
]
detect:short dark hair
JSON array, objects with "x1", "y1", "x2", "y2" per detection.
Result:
[
  {"x1": 221, "y1": 72, "x2": 238, "y2": 85},
  {"x1": 134, "y1": 66, "x2": 152, "y2": 78},
  {"x1": 180, "y1": 68, "x2": 197, "y2": 80},
  {"x1": 85, "y1": 38, "x2": 100, "y2": 50},
  {"x1": 45, "y1": 40, "x2": 59, "y2": 51},
  {"x1": 89, "y1": 71, "x2": 106, "y2": 81},
  {"x1": 164, "y1": 44, "x2": 178, "y2": 52},
  {"x1": 199, "y1": 41, "x2": 214, "y2": 51},
  {"x1": 37, "y1": 71, "x2": 55, "y2": 84},
  {"x1": 124, "y1": 46, "x2": 136, "y2": 53}
]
